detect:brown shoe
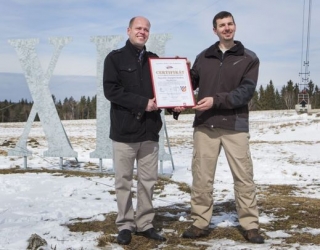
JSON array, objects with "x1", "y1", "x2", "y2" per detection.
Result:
[
  {"x1": 182, "y1": 225, "x2": 210, "y2": 239},
  {"x1": 244, "y1": 229, "x2": 264, "y2": 244}
]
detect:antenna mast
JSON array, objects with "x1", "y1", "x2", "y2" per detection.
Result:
[
  {"x1": 299, "y1": 0, "x2": 312, "y2": 89},
  {"x1": 296, "y1": 0, "x2": 312, "y2": 113}
]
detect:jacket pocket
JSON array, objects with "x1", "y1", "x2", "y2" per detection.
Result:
[
  {"x1": 119, "y1": 64, "x2": 138, "y2": 88},
  {"x1": 112, "y1": 109, "x2": 141, "y2": 136}
]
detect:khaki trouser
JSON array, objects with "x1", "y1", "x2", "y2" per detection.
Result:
[
  {"x1": 190, "y1": 126, "x2": 259, "y2": 230},
  {"x1": 113, "y1": 140, "x2": 159, "y2": 232}
]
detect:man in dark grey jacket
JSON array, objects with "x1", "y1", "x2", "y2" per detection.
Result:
[
  {"x1": 103, "y1": 16, "x2": 166, "y2": 245},
  {"x1": 181, "y1": 11, "x2": 264, "y2": 244}
]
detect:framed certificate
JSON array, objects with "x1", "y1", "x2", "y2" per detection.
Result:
[{"x1": 149, "y1": 57, "x2": 195, "y2": 108}]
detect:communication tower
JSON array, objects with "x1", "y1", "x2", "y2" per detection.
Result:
[{"x1": 295, "y1": 0, "x2": 312, "y2": 113}]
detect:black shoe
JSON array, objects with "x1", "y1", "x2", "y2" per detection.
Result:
[
  {"x1": 136, "y1": 228, "x2": 166, "y2": 241},
  {"x1": 182, "y1": 225, "x2": 210, "y2": 239},
  {"x1": 117, "y1": 229, "x2": 132, "y2": 245},
  {"x1": 243, "y1": 229, "x2": 264, "y2": 244}
]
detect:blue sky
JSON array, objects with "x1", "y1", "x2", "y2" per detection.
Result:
[{"x1": 0, "y1": 0, "x2": 320, "y2": 101}]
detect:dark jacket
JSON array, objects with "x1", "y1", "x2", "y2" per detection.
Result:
[
  {"x1": 103, "y1": 40, "x2": 162, "y2": 142},
  {"x1": 190, "y1": 40, "x2": 259, "y2": 132}
]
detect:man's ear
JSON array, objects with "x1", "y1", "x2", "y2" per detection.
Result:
[{"x1": 213, "y1": 27, "x2": 217, "y2": 35}]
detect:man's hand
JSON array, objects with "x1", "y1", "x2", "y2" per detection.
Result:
[
  {"x1": 172, "y1": 107, "x2": 186, "y2": 113},
  {"x1": 146, "y1": 97, "x2": 158, "y2": 112},
  {"x1": 192, "y1": 97, "x2": 214, "y2": 111}
]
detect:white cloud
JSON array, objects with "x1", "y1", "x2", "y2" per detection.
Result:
[{"x1": 0, "y1": 0, "x2": 319, "y2": 97}]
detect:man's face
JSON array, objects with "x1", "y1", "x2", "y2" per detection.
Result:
[
  {"x1": 127, "y1": 17, "x2": 150, "y2": 49},
  {"x1": 213, "y1": 16, "x2": 236, "y2": 42}
]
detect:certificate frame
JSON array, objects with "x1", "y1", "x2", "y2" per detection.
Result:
[{"x1": 149, "y1": 57, "x2": 195, "y2": 108}]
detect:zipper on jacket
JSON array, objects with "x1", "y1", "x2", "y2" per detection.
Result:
[
  {"x1": 138, "y1": 50, "x2": 144, "y2": 82},
  {"x1": 217, "y1": 59, "x2": 223, "y2": 89}
]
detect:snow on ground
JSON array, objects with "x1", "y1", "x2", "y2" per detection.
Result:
[{"x1": 0, "y1": 110, "x2": 320, "y2": 249}]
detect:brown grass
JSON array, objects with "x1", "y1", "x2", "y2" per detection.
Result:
[
  {"x1": 67, "y1": 178, "x2": 320, "y2": 249},
  {"x1": 1, "y1": 169, "x2": 320, "y2": 249}
]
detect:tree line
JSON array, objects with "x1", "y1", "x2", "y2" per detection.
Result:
[
  {"x1": 0, "y1": 96, "x2": 96, "y2": 123},
  {"x1": 0, "y1": 80, "x2": 319, "y2": 123},
  {"x1": 250, "y1": 80, "x2": 319, "y2": 111}
]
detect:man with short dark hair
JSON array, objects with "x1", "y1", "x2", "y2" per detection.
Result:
[{"x1": 182, "y1": 11, "x2": 264, "y2": 244}]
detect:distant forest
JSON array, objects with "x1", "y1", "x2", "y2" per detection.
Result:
[{"x1": 0, "y1": 80, "x2": 319, "y2": 123}]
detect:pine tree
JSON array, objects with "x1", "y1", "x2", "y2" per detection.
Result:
[
  {"x1": 265, "y1": 81, "x2": 276, "y2": 110},
  {"x1": 79, "y1": 96, "x2": 87, "y2": 119},
  {"x1": 258, "y1": 85, "x2": 266, "y2": 110}
]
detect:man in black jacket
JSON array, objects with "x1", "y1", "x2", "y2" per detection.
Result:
[
  {"x1": 103, "y1": 16, "x2": 166, "y2": 245},
  {"x1": 181, "y1": 11, "x2": 264, "y2": 244}
]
